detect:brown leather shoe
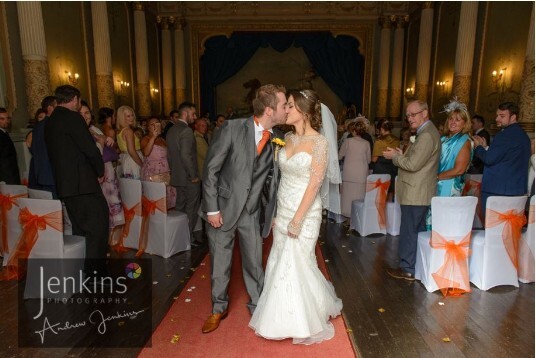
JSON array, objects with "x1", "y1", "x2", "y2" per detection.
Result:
[
  {"x1": 202, "y1": 310, "x2": 228, "y2": 333},
  {"x1": 387, "y1": 268, "x2": 415, "y2": 281}
]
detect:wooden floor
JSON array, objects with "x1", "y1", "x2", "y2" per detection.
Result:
[{"x1": 0, "y1": 223, "x2": 534, "y2": 357}]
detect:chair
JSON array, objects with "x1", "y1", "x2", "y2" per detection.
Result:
[
  {"x1": 415, "y1": 196, "x2": 477, "y2": 295},
  {"x1": 27, "y1": 188, "x2": 73, "y2": 235},
  {"x1": 16, "y1": 198, "x2": 86, "y2": 299},
  {"x1": 386, "y1": 177, "x2": 401, "y2": 236},
  {"x1": 0, "y1": 184, "x2": 28, "y2": 266},
  {"x1": 117, "y1": 178, "x2": 142, "y2": 251},
  {"x1": 463, "y1": 174, "x2": 483, "y2": 229},
  {"x1": 469, "y1": 196, "x2": 528, "y2": 290},
  {"x1": 141, "y1": 181, "x2": 190, "y2": 258},
  {"x1": 518, "y1": 196, "x2": 534, "y2": 283},
  {"x1": 350, "y1": 174, "x2": 390, "y2": 237}
]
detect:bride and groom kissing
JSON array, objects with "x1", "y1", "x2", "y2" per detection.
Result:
[{"x1": 199, "y1": 84, "x2": 342, "y2": 345}]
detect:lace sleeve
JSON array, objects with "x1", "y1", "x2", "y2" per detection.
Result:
[{"x1": 288, "y1": 136, "x2": 329, "y2": 237}]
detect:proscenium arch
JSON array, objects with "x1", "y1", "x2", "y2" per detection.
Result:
[{"x1": 189, "y1": 22, "x2": 374, "y2": 118}]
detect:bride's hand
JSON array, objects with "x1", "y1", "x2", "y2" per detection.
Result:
[
  {"x1": 271, "y1": 218, "x2": 276, "y2": 229},
  {"x1": 287, "y1": 220, "x2": 302, "y2": 239}
]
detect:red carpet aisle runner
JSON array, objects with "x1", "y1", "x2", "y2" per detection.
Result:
[{"x1": 139, "y1": 236, "x2": 356, "y2": 358}]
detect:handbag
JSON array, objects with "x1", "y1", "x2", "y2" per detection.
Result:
[
  {"x1": 149, "y1": 172, "x2": 171, "y2": 185},
  {"x1": 102, "y1": 145, "x2": 119, "y2": 163}
]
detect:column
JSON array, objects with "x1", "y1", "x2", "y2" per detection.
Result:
[
  {"x1": 376, "y1": 16, "x2": 392, "y2": 121},
  {"x1": 519, "y1": 5, "x2": 534, "y2": 133},
  {"x1": 452, "y1": 2, "x2": 478, "y2": 106},
  {"x1": 161, "y1": 17, "x2": 173, "y2": 115},
  {"x1": 91, "y1": 2, "x2": 114, "y2": 109},
  {"x1": 388, "y1": 15, "x2": 408, "y2": 121},
  {"x1": 414, "y1": 2, "x2": 434, "y2": 102},
  {"x1": 17, "y1": 2, "x2": 51, "y2": 118},
  {"x1": 174, "y1": 19, "x2": 186, "y2": 105},
  {"x1": 133, "y1": 2, "x2": 151, "y2": 117}
]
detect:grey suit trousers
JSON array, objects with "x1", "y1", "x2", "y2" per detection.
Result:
[
  {"x1": 207, "y1": 206, "x2": 264, "y2": 314},
  {"x1": 175, "y1": 182, "x2": 200, "y2": 234}
]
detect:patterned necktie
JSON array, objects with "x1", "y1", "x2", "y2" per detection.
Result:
[{"x1": 257, "y1": 130, "x2": 271, "y2": 155}]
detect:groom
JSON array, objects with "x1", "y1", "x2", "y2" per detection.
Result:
[{"x1": 200, "y1": 84, "x2": 288, "y2": 333}]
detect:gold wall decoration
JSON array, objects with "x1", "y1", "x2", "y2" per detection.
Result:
[{"x1": 189, "y1": 22, "x2": 374, "y2": 118}]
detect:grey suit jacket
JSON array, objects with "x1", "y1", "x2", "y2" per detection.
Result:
[
  {"x1": 167, "y1": 121, "x2": 198, "y2": 186},
  {"x1": 393, "y1": 120, "x2": 441, "y2": 206},
  {"x1": 200, "y1": 117, "x2": 282, "y2": 238}
]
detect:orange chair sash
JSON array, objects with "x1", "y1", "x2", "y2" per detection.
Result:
[
  {"x1": 0, "y1": 193, "x2": 28, "y2": 255},
  {"x1": 430, "y1": 231, "x2": 471, "y2": 297},
  {"x1": 486, "y1": 208, "x2": 527, "y2": 271},
  {"x1": 366, "y1": 179, "x2": 390, "y2": 229},
  {"x1": 121, "y1": 202, "x2": 142, "y2": 240},
  {"x1": 0, "y1": 207, "x2": 62, "y2": 280},
  {"x1": 138, "y1": 196, "x2": 166, "y2": 256}
]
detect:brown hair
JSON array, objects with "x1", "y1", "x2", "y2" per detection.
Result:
[
  {"x1": 352, "y1": 121, "x2": 368, "y2": 136},
  {"x1": 288, "y1": 89, "x2": 322, "y2": 131},
  {"x1": 252, "y1": 84, "x2": 286, "y2": 117}
]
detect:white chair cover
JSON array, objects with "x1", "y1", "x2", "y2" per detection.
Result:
[
  {"x1": 118, "y1": 178, "x2": 143, "y2": 250},
  {"x1": 518, "y1": 196, "x2": 534, "y2": 283},
  {"x1": 18, "y1": 198, "x2": 86, "y2": 299},
  {"x1": 463, "y1": 174, "x2": 484, "y2": 229},
  {"x1": 469, "y1": 195, "x2": 528, "y2": 290},
  {"x1": 415, "y1": 196, "x2": 477, "y2": 294},
  {"x1": 141, "y1": 181, "x2": 190, "y2": 258},
  {"x1": 386, "y1": 177, "x2": 401, "y2": 236},
  {"x1": 28, "y1": 188, "x2": 53, "y2": 199},
  {"x1": 0, "y1": 184, "x2": 28, "y2": 266},
  {"x1": 350, "y1": 174, "x2": 390, "y2": 237}
]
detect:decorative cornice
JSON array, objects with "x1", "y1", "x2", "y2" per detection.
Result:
[
  {"x1": 156, "y1": 2, "x2": 410, "y2": 20},
  {"x1": 379, "y1": 16, "x2": 392, "y2": 29}
]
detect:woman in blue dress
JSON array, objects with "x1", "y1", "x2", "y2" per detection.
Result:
[{"x1": 426, "y1": 98, "x2": 473, "y2": 230}]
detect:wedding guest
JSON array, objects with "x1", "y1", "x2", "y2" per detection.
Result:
[
  {"x1": 97, "y1": 107, "x2": 119, "y2": 152},
  {"x1": 372, "y1": 120, "x2": 400, "y2": 200},
  {"x1": 338, "y1": 121, "x2": 371, "y2": 219},
  {"x1": 467, "y1": 114, "x2": 490, "y2": 174},
  {"x1": 384, "y1": 100, "x2": 440, "y2": 281},
  {"x1": 426, "y1": 98, "x2": 472, "y2": 230},
  {"x1": 473, "y1": 102, "x2": 531, "y2": 218},
  {"x1": 141, "y1": 117, "x2": 176, "y2": 209},
  {"x1": 194, "y1": 118, "x2": 209, "y2": 179},
  {"x1": 0, "y1": 108, "x2": 20, "y2": 184},
  {"x1": 116, "y1": 105, "x2": 143, "y2": 179},
  {"x1": 45, "y1": 85, "x2": 108, "y2": 279}
]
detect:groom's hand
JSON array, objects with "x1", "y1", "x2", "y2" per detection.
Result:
[{"x1": 208, "y1": 213, "x2": 223, "y2": 228}]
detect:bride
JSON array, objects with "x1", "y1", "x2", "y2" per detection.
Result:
[{"x1": 249, "y1": 89, "x2": 343, "y2": 345}]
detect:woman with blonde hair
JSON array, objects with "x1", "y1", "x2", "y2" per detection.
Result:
[
  {"x1": 426, "y1": 98, "x2": 473, "y2": 230},
  {"x1": 116, "y1": 105, "x2": 143, "y2": 179}
]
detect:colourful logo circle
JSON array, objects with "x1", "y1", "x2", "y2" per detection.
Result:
[{"x1": 125, "y1": 263, "x2": 142, "y2": 279}]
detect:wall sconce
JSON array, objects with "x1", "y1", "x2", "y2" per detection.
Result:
[
  {"x1": 491, "y1": 67, "x2": 506, "y2": 91},
  {"x1": 487, "y1": 67, "x2": 518, "y2": 111},
  {"x1": 436, "y1": 80, "x2": 449, "y2": 97},
  {"x1": 65, "y1": 71, "x2": 79, "y2": 85},
  {"x1": 120, "y1": 81, "x2": 130, "y2": 89},
  {"x1": 405, "y1": 87, "x2": 415, "y2": 99},
  {"x1": 151, "y1": 88, "x2": 159, "y2": 94}
]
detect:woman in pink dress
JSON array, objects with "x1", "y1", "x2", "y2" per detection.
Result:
[{"x1": 141, "y1": 117, "x2": 176, "y2": 209}]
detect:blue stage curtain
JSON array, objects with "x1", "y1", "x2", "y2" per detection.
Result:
[{"x1": 199, "y1": 32, "x2": 364, "y2": 117}]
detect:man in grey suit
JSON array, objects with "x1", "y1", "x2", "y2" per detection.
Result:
[
  {"x1": 383, "y1": 100, "x2": 441, "y2": 280},
  {"x1": 200, "y1": 84, "x2": 288, "y2": 333},
  {"x1": 167, "y1": 102, "x2": 200, "y2": 237}
]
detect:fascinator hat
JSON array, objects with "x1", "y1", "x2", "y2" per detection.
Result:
[{"x1": 441, "y1": 96, "x2": 468, "y2": 114}]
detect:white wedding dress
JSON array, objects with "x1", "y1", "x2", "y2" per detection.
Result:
[{"x1": 249, "y1": 134, "x2": 343, "y2": 345}]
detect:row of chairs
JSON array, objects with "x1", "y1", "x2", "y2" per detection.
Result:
[
  {"x1": 350, "y1": 174, "x2": 485, "y2": 238},
  {"x1": 416, "y1": 195, "x2": 534, "y2": 293},
  {"x1": 347, "y1": 175, "x2": 534, "y2": 292}
]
